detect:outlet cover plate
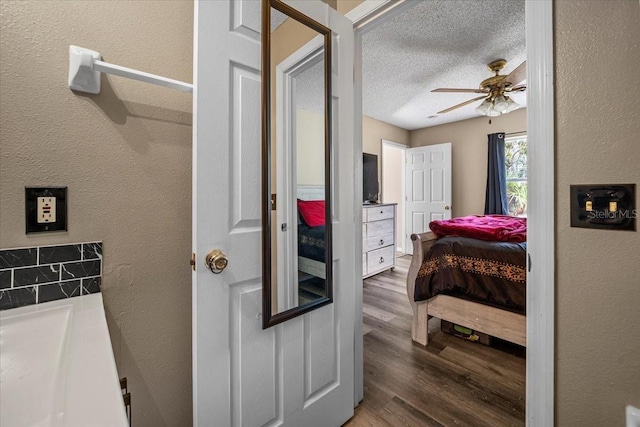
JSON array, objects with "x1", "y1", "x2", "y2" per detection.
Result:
[{"x1": 25, "y1": 187, "x2": 67, "y2": 233}]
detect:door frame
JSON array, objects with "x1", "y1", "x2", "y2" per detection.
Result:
[
  {"x1": 346, "y1": 1, "x2": 555, "y2": 425},
  {"x1": 380, "y1": 139, "x2": 406, "y2": 253}
]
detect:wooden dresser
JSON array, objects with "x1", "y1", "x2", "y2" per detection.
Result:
[{"x1": 362, "y1": 203, "x2": 397, "y2": 278}]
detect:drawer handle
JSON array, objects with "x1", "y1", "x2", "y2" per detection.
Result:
[
  {"x1": 379, "y1": 257, "x2": 384, "y2": 263},
  {"x1": 379, "y1": 239, "x2": 384, "y2": 246}
]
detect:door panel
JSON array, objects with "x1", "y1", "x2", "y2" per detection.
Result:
[
  {"x1": 193, "y1": 1, "x2": 354, "y2": 426},
  {"x1": 412, "y1": 170, "x2": 425, "y2": 201},
  {"x1": 304, "y1": 306, "x2": 337, "y2": 399},
  {"x1": 232, "y1": 0, "x2": 261, "y2": 39},
  {"x1": 233, "y1": 286, "x2": 279, "y2": 426},
  {"x1": 405, "y1": 143, "x2": 452, "y2": 254},
  {"x1": 231, "y1": 65, "x2": 262, "y2": 231},
  {"x1": 430, "y1": 168, "x2": 445, "y2": 202}
]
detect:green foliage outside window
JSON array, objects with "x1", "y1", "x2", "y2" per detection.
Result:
[{"x1": 505, "y1": 137, "x2": 527, "y2": 216}]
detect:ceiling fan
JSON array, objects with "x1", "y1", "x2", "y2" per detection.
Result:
[{"x1": 432, "y1": 59, "x2": 526, "y2": 116}]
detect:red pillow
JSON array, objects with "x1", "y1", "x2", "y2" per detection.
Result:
[{"x1": 297, "y1": 199, "x2": 326, "y2": 227}]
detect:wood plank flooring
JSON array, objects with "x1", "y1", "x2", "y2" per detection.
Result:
[{"x1": 345, "y1": 255, "x2": 525, "y2": 427}]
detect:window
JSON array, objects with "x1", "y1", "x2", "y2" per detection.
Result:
[{"x1": 505, "y1": 135, "x2": 527, "y2": 216}]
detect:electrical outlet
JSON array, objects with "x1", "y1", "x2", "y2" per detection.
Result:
[
  {"x1": 37, "y1": 197, "x2": 56, "y2": 223},
  {"x1": 25, "y1": 187, "x2": 67, "y2": 233}
]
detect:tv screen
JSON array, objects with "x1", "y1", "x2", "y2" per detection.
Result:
[{"x1": 363, "y1": 153, "x2": 379, "y2": 203}]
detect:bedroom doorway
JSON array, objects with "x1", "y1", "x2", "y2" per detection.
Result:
[
  {"x1": 348, "y1": 1, "x2": 554, "y2": 425},
  {"x1": 381, "y1": 140, "x2": 405, "y2": 253}
]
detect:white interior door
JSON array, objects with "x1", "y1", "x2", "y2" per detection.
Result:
[
  {"x1": 404, "y1": 143, "x2": 452, "y2": 254},
  {"x1": 192, "y1": 1, "x2": 355, "y2": 426}
]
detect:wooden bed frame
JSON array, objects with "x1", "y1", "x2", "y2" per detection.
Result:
[
  {"x1": 406, "y1": 232, "x2": 526, "y2": 347},
  {"x1": 298, "y1": 256, "x2": 325, "y2": 279}
]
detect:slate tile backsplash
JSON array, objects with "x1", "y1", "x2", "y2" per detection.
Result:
[
  {"x1": 0, "y1": 248, "x2": 37, "y2": 269},
  {"x1": 0, "y1": 242, "x2": 102, "y2": 310}
]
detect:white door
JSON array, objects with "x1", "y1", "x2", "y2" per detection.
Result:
[
  {"x1": 404, "y1": 143, "x2": 452, "y2": 254},
  {"x1": 192, "y1": 1, "x2": 355, "y2": 426}
]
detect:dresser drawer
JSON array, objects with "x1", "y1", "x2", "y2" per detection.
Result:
[
  {"x1": 364, "y1": 233, "x2": 394, "y2": 252},
  {"x1": 366, "y1": 205, "x2": 394, "y2": 222},
  {"x1": 365, "y1": 219, "x2": 394, "y2": 238},
  {"x1": 367, "y1": 246, "x2": 394, "y2": 272}
]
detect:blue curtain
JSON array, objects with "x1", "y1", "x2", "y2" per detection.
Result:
[{"x1": 484, "y1": 132, "x2": 508, "y2": 215}]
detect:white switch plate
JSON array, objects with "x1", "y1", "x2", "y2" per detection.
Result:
[
  {"x1": 628, "y1": 405, "x2": 640, "y2": 427},
  {"x1": 37, "y1": 197, "x2": 56, "y2": 223}
]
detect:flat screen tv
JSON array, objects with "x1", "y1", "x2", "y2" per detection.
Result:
[{"x1": 363, "y1": 153, "x2": 379, "y2": 204}]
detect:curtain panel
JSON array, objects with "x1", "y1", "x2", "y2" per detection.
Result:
[{"x1": 484, "y1": 132, "x2": 508, "y2": 215}]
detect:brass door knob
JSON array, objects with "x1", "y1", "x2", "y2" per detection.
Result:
[{"x1": 205, "y1": 249, "x2": 228, "y2": 274}]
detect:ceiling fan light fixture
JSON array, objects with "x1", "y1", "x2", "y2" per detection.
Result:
[
  {"x1": 504, "y1": 96, "x2": 520, "y2": 113},
  {"x1": 475, "y1": 99, "x2": 492, "y2": 115},
  {"x1": 493, "y1": 95, "x2": 508, "y2": 112},
  {"x1": 486, "y1": 107, "x2": 501, "y2": 117}
]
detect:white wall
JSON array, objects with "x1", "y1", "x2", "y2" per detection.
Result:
[
  {"x1": 381, "y1": 142, "x2": 405, "y2": 252},
  {"x1": 296, "y1": 108, "x2": 325, "y2": 186}
]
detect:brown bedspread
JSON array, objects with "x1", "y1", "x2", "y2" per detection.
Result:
[{"x1": 414, "y1": 237, "x2": 527, "y2": 314}]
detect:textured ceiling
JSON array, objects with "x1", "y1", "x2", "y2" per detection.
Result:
[
  {"x1": 296, "y1": 58, "x2": 325, "y2": 114},
  {"x1": 271, "y1": 9, "x2": 288, "y2": 32},
  {"x1": 362, "y1": 0, "x2": 526, "y2": 130}
]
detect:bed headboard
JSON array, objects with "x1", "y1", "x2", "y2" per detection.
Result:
[{"x1": 297, "y1": 185, "x2": 325, "y2": 201}]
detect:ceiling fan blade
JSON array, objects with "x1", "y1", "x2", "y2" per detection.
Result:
[
  {"x1": 509, "y1": 84, "x2": 527, "y2": 92},
  {"x1": 432, "y1": 88, "x2": 488, "y2": 94},
  {"x1": 437, "y1": 96, "x2": 487, "y2": 114},
  {"x1": 505, "y1": 60, "x2": 526, "y2": 85}
]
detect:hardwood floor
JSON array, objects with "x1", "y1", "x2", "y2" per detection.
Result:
[{"x1": 345, "y1": 255, "x2": 525, "y2": 427}]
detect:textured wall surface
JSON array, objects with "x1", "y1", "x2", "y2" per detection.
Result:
[
  {"x1": 555, "y1": 1, "x2": 640, "y2": 425},
  {"x1": 0, "y1": 1, "x2": 193, "y2": 426},
  {"x1": 410, "y1": 109, "x2": 526, "y2": 217},
  {"x1": 363, "y1": 115, "x2": 410, "y2": 178}
]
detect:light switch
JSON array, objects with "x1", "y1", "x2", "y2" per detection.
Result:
[{"x1": 570, "y1": 184, "x2": 636, "y2": 231}]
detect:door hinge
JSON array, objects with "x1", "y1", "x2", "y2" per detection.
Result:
[
  {"x1": 271, "y1": 193, "x2": 276, "y2": 211},
  {"x1": 191, "y1": 252, "x2": 196, "y2": 271}
]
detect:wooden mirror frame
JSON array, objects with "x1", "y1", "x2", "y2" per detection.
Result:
[{"x1": 262, "y1": 0, "x2": 333, "y2": 329}]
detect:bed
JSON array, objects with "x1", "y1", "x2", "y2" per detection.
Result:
[
  {"x1": 406, "y1": 215, "x2": 527, "y2": 347},
  {"x1": 297, "y1": 185, "x2": 327, "y2": 279},
  {"x1": 298, "y1": 223, "x2": 326, "y2": 279}
]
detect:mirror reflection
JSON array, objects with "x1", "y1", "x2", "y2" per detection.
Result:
[{"x1": 264, "y1": 1, "x2": 332, "y2": 326}]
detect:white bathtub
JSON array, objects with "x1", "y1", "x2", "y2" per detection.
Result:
[{"x1": 0, "y1": 294, "x2": 128, "y2": 427}]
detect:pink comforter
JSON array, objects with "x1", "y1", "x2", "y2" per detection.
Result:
[{"x1": 429, "y1": 215, "x2": 527, "y2": 243}]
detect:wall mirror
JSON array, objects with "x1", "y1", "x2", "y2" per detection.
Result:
[{"x1": 262, "y1": 0, "x2": 333, "y2": 328}]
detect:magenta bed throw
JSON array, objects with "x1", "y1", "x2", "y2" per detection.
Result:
[{"x1": 429, "y1": 215, "x2": 527, "y2": 243}]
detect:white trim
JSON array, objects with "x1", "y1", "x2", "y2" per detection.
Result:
[
  {"x1": 381, "y1": 139, "x2": 406, "y2": 252},
  {"x1": 348, "y1": 0, "x2": 419, "y2": 406},
  {"x1": 346, "y1": 0, "x2": 416, "y2": 33},
  {"x1": 348, "y1": 0, "x2": 555, "y2": 423},
  {"x1": 380, "y1": 139, "x2": 407, "y2": 149},
  {"x1": 525, "y1": 1, "x2": 555, "y2": 425}
]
